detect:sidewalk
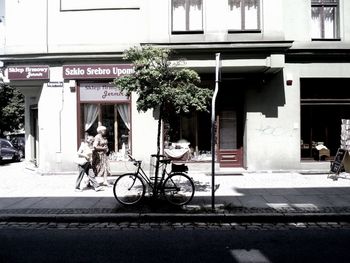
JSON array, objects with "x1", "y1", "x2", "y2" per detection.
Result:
[{"x1": 1, "y1": 161, "x2": 350, "y2": 222}]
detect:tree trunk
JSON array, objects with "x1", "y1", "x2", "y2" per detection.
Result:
[
  {"x1": 157, "y1": 105, "x2": 163, "y2": 156},
  {"x1": 153, "y1": 104, "x2": 163, "y2": 197}
]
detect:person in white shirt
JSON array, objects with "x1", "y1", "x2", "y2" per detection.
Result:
[{"x1": 75, "y1": 135, "x2": 104, "y2": 192}]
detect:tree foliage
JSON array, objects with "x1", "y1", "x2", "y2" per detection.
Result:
[
  {"x1": 114, "y1": 46, "x2": 212, "y2": 117},
  {"x1": 0, "y1": 83, "x2": 25, "y2": 136},
  {"x1": 114, "y1": 45, "x2": 212, "y2": 154}
]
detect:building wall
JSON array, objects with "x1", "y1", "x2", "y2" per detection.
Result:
[
  {"x1": 1, "y1": 0, "x2": 291, "y2": 54},
  {"x1": 129, "y1": 93, "x2": 159, "y2": 166},
  {"x1": 1, "y1": 0, "x2": 350, "y2": 172}
]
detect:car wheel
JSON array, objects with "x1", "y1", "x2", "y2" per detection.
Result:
[
  {"x1": 18, "y1": 150, "x2": 24, "y2": 159},
  {"x1": 13, "y1": 154, "x2": 21, "y2": 162}
]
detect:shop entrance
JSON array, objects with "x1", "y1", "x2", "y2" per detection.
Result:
[
  {"x1": 301, "y1": 78, "x2": 350, "y2": 161},
  {"x1": 30, "y1": 105, "x2": 39, "y2": 166},
  {"x1": 216, "y1": 80, "x2": 244, "y2": 167}
]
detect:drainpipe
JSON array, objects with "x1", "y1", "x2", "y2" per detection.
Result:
[
  {"x1": 46, "y1": 0, "x2": 49, "y2": 53},
  {"x1": 211, "y1": 53, "x2": 220, "y2": 212},
  {"x1": 57, "y1": 85, "x2": 64, "y2": 154}
]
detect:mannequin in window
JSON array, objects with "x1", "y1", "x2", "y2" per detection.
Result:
[{"x1": 92, "y1": 126, "x2": 112, "y2": 186}]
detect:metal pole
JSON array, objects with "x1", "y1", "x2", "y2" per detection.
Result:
[{"x1": 211, "y1": 53, "x2": 220, "y2": 212}]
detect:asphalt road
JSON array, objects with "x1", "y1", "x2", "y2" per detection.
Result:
[{"x1": 1, "y1": 227, "x2": 350, "y2": 263}]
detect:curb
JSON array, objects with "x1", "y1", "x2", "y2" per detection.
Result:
[{"x1": 1, "y1": 212, "x2": 350, "y2": 223}]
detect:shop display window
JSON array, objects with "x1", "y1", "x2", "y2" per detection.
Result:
[
  {"x1": 301, "y1": 78, "x2": 350, "y2": 161},
  {"x1": 164, "y1": 111, "x2": 211, "y2": 161},
  {"x1": 80, "y1": 103, "x2": 130, "y2": 161}
]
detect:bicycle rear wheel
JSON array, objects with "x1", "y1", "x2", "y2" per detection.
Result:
[
  {"x1": 162, "y1": 173, "x2": 195, "y2": 206},
  {"x1": 113, "y1": 173, "x2": 145, "y2": 205}
]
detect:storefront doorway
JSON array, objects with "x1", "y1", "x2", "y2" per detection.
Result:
[
  {"x1": 163, "y1": 78, "x2": 245, "y2": 167},
  {"x1": 30, "y1": 105, "x2": 39, "y2": 166},
  {"x1": 301, "y1": 78, "x2": 350, "y2": 161},
  {"x1": 216, "y1": 80, "x2": 244, "y2": 167}
]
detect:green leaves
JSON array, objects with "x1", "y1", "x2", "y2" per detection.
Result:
[
  {"x1": 114, "y1": 45, "x2": 212, "y2": 116},
  {"x1": 0, "y1": 84, "x2": 24, "y2": 136},
  {"x1": 113, "y1": 45, "x2": 212, "y2": 152}
]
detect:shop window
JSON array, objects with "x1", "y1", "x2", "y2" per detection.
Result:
[
  {"x1": 80, "y1": 103, "x2": 130, "y2": 161},
  {"x1": 311, "y1": 0, "x2": 339, "y2": 40},
  {"x1": 300, "y1": 78, "x2": 350, "y2": 161},
  {"x1": 164, "y1": 111, "x2": 211, "y2": 161},
  {"x1": 228, "y1": 0, "x2": 260, "y2": 32},
  {"x1": 172, "y1": 0, "x2": 203, "y2": 33}
]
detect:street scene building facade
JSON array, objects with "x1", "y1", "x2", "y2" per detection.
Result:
[{"x1": 1, "y1": 0, "x2": 350, "y2": 173}]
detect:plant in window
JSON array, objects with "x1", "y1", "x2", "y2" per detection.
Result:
[{"x1": 114, "y1": 46, "x2": 212, "y2": 157}]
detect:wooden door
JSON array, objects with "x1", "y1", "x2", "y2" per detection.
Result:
[{"x1": 218, "y1": 110, "x2": 243, "y2": 167}]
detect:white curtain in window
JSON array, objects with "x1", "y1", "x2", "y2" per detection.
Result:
[
  {"x1": 117, "y1": 104, "x2": 130, "y2": 130},
  {"x1": 173, "y1": 1, "x2": 186, "y2": 31},
  {"x1": 244, "y1": 0, "x2": 258, "y2": 29},
  {"x1": 324, "y1": 7, "x2": 335, "y2": 38},
  {"x1": 228, "y1": 1, "x2": 241, "y2": 30},
  {"x1": 84, "y1": 104, "x2": 98, "y2": 131},
  {"x1": 311, "y1": 7, "x2": 322, "y2": 38},
  {"x1": 189, "y1": 0, "x2": 202, "y2": 31}
]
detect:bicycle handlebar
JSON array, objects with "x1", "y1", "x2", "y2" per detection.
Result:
[
  {"x1": 128, "y1": 153, "x2": 172, "y2": 166},
  {"x1": 127, "y1": 154, "x2": 141, "y2": 167},
  {"x1": 127, "y1": 154, "x2": 135, "y2": 161}
]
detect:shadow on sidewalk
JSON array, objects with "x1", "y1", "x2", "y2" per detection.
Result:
[{"x1": 0, "y1": 186, "x2": 350, "y2": 215}]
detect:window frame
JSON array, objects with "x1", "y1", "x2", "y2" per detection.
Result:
[
  {"x1": 227, "y1": 0, "x2": 261, "y2": 33},
  {"x1": 171, "y1": 0, "x2": 204, "y2": 34},
  {"x1": 311, "y1": 0, "x2": 340, "y2": 40}
]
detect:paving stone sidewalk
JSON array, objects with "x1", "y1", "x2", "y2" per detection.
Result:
[{"x1": 1, "y1": 161, "x2": 350, "y2": 222}]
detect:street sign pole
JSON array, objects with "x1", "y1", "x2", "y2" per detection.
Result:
[{"x1": 211, "y1": 53, "x2": 220, "y2": 212}]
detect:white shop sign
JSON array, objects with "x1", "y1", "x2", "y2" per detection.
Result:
[{"x1": 79, "y1": 82, "x2": 129, "y2": 102}]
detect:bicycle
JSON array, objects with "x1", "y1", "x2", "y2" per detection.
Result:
[{"x1": 113, "y1": 154, "x2": 195, "y2": 206}]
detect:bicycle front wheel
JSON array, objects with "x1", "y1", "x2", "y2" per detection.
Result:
[
  {"x1": 162, "y1": 173, "x2": 195, "y2": 206},
  {"x1": 113, "y1": 173, "x2": 145, "y2": 205}
]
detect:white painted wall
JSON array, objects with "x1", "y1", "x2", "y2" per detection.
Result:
[
  {"x1": 130, "y1": 93, "x2": 159, "y2": 168},
  {"x1": 47, "y1": 0, "x2": 146, "y2": 53},
  {"x1": 37, "y1": 67, "x2": 78, "y2": 174},
  {"x1": 245, "y1": 69, "x2": 300, "y2": 170},
  {"x1": 3, "y1": 0, "x2": 350, "y2": 172},
  {"x1": 4, "y1": 0, "x2": 47, "y2": 54},
  {"x1": 282, "y1": 0, "x2": 310, "y2": 41},
  {"x1": 2, "y1": 0, "x2": 292, "y2": 54}
]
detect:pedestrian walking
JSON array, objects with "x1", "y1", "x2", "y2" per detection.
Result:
[
  {"x1": 92, "y1": 126, "x2": 112, "y2": 187},
  {"x1": 75, "y1": 135, "x2": 104, "y2": 192}
]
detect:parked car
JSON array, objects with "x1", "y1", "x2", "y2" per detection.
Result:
[
  {"x1": 0, "y1": 138, "x2": 22, "y2": 162},
  {"x1": 10, "y1": 135, "x2": 25, "y2": 158}
]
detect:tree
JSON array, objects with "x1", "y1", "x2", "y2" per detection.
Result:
[
  {"x1": 0, "y1": 81, "x2": 25, "y2": 137},
  {"x1": 114, "y1": 46, "x2": 212, "y2": 185},
  {"x1": 114, "y1": 45, "x2": 212, "y2": 155}
]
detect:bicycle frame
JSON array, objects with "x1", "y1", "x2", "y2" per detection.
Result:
[
  {"x1": 131, "y1": 158, "x2": 170, "y2": 196},
  {"x1": 114, "y1": 154, "x2": 195, "y2": 206}
]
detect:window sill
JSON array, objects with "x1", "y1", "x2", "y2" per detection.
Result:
[
  {"x1": 228, "y1": 30, "x2": 261, "y2": 34},
  {"x1": 171, "y1": 30, "x2": 204, "y2": 35},
  {"x1": 311, "y1": 38, "x2": 341, "y2": 41}
]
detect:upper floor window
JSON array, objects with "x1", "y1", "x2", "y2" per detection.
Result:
[
  {"x1": 311, "y1": 0, "x2": 339, "y2": 40},
  {"x1": 228, "y1": 0, "x2": 260, "y2": 32},
  {"x1": 172, "y1": 0, "x2": 203, "y2": 33}
]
